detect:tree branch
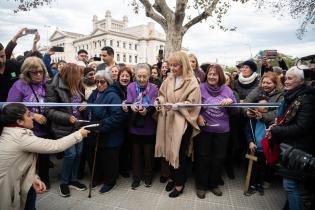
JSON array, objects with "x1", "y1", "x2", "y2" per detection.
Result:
[
  {"x1": 175, "y1": 0, "x2": 188, "y2": 26},
  {"x1": 139, "y1": 0, "x2": 168, "y2": 31},
  {"x1": 182, "y1": 0, "x2": 220, "y2": 35},
  {"x1": 153, "y1": 0, "x2": 174, "y2": 22}
]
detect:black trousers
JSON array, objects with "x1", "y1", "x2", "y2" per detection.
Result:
[
  {"x1": 98, "y1": 147, "x2": 120, "y2": 185},
  {"x1": 37, "y1": 154, "x2": 50, "y2": 185},
  {"x1": 195, "y1": 131, "x2": 229, "y2": 189},
  {"x1": 250, "y1": 151, "x2": 266, "y2": 187},
  {"x1": 130, "y1": 134, "x2": 155, "y2": 181},
  {"x1": 169, "y1": 124, "x2": 193, "y2": 186},
  {"x1": 119, "y1": 130, "x2": 132, "y2": 173}
]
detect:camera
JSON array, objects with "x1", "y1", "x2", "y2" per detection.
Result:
[{"x1": 296, "y1": 54, "x2": 315, "y2": 82}]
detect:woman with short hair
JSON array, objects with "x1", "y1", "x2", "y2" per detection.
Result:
[
  {"x1": 267, "y1": 67, "x2": 315, "y2": 210},
  {"x1": 85, "y1": 70, "x2": 126, "y2": 193},
  {"x1": 124, "y1": 63, "x2": 158, "y2": 189}
]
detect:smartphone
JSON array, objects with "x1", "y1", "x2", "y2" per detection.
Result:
[
  {"x1": 248, "y1": 108, "x2": 256, "y2": 114},
  {"x1": 52, "y1": 46, "x2": 64, "y2": 52},
  {"x1": 25, "y1": 29, "x2": 38, "y2": 34}
]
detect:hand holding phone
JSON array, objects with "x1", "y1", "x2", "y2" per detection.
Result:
[
  {"x1": 52, "y1": 46, "x2": 64, "y2": 52},
  {"x1": 25, "y1": 29, "x2": 38, "y2": 35}
]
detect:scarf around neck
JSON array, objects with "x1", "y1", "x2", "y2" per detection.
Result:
[
  {"x1": 238, "y1": 72, "x2": 258, "y2": 85},
  {"x1": 205, "y1": 83, "x2": 224, "y2": 97}
]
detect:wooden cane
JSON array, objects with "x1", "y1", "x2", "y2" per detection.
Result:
[
  {"x1": 244, "y1": 151, "x2": 258, "y2": 195},
  {"x1": 88, "y1": 131, "x2": 100, "y2": 198}
]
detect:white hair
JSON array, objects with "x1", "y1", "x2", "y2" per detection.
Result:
[
  {"x1": 134, "y1": 63, "x2": 150, "y2": 76},
  {"x1": 95, "y1": 69, "x2": 113, "y2": 85},
  {"x1": 286, "y1": 66, "x2": 304, "y2": 81}
]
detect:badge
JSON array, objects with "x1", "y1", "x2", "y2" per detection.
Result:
[{"x1": 11, "y1": 72, "x2": 17, "y2": 78}]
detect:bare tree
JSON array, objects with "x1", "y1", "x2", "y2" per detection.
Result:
[
  {"x1": 255, "y1": 0, "x2": 315, "y2": 39},
  {"x1": 131, "y1": 0, "x2": 250, "y2": 57}
]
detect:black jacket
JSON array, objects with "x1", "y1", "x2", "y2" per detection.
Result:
[
  {"x1": 44, "y1": 74, "x2": 84, "y2": 138},
  {"x1": 271, "y1": 85, "x2": 315, "y2": 154}
]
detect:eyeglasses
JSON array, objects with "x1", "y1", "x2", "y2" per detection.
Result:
[
  {"x1": 169, "y1": 63, "x2": 181, "y2": 68},
  {"x1": 29, "y1": 70, "x2": 44, "y2": 75},
  {"x1": 95, "y1": 80, "x2": 106, "y2": 85}
]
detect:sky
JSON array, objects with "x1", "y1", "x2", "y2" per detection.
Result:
[{"x1": 0, "y1": 0, "x2": 314, "y2": 66}]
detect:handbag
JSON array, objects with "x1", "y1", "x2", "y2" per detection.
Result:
[{"x1": 261, "y1": 136, "x2": 280, "y2": 166}]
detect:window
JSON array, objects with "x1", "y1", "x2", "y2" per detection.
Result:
[
  {"x1": 129, "y1": 43, "x2": 132, "y2": 50},
  {"x1": 123, "y1": 42, "x2": 126, "y2": 48},
  {"x1": 123, "y1": 54, "x2": 126, "y2": 62},
  {"x1": 117, "y1": 41, "x2": 120, "y2": 47},
  {"x1": 117, "y1": 54, "x2": 120, "y2": 62},
  {"x1": 135, "y1": 55, "x2": 137, "y2": 63},
  {"x1": 110, "y1": 40, "x2": 113, "y2": 46},
  {"x1": 129, "y1": 55, "x2": 132, "y2": 63},
  {"x1": 135, "y1": 44, "x2": 138, "y2": 50},
  {"x1": 99, "y1": 41, "x2": 102, "y2": 47}
]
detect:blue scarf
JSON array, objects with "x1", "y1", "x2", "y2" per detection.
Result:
[{"x1": 135, "y1": 81, "x2": 150, "y2": 108}]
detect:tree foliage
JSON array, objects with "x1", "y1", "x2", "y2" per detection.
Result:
[
  {"x1": 8, "y1": 0, "x2": 54, "y2": 13},
  {"x1": 255, "y1": 0, "x2": 315, "y2": 39}
]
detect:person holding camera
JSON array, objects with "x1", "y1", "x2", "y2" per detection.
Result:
[{"x1": 267, "y1": 66, "x2": 315, "y2": 210}]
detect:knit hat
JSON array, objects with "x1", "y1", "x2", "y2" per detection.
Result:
[
  {"x1": 84, "y1": 67, "x2": 95, "y2": 76},
  {"x1": 242, "y1": 60, "x2": 257, "y2": 72}
]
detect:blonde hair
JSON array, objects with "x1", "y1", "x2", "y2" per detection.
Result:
[
  {"x1": 167, "y1": 51, "x2": 193, "y2": 79},
  {"x1": 260, "y1": 72, "x2": 282, "y2": 91},
  {"x1": 60, "y1": 63, "x2": 84, "y2": 96},
  {"x1": 20, "y1": 57, "x2": 47, "y2": 83}
]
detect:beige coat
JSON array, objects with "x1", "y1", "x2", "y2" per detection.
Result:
[
  {"x1": 155, "y1": 74, "x2": 201, "y2": 168},
  {"x1": 0, "y1": 127, "x2": 83, "y2": 210}
]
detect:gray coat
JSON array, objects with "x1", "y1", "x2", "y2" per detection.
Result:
[
  {"x1": 45, "y1": 74, "x2": 84, "y2": 138},
  {"x1": 244, "y1": 86, "x2": 283, "y2": 124}
]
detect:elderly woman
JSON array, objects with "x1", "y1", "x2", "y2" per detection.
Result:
[
  {"x1": 155, "y1": 51, "x2": 201, "y2": 198},
  {"x1": 86, "y1": 70, "x2": 126, "y2": 193},
  {"x1": 188, "y1": 53, "x2": 205, "y2": 83},
  {"x1": 123, "y1": 63, "x2": 158, "y2": 189},
  {"x1": 233, "y1": 60, "x2": 260, "y2": 101},
  {"x1": 0, "y1": 103, "x2": 89, "y2": 210},
  {"x1": 195, "y1": 64, "x2": 237, "y2": 198},
  {"x1": 45, "y1": 63, "x2": 86, "y2": 197},
  {"x1": 7, "y1": 56, "x2": 51, "y2": 188},
  {"x1": 267, "y1": 67, "x2": 315, "y2": 210},
  {"x1": 244, "y1": 72, "x2": 283, "y2": 125}
]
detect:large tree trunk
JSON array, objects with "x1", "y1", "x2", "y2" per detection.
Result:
[{"x1": 164, "y1": 27, "x2": 183, "y2": 59}]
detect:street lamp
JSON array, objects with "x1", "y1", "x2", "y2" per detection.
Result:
[
  {"x1": 44, "y1": 25, "x2": 51, "y2": 48},
  {"x1": 244, "y1": 43, "x2": 253, "y2": 58}
]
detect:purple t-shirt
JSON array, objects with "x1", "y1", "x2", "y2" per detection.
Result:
[
  {"x1": 200, "y1": 83, "x2": 237, "y2": 133},
  {"x1": 7, "y1": 79, "x2": 48, "y2": 137}
]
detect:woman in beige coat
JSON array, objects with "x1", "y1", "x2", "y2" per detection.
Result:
[
  {"x1": 0, "y1": 103, "x2": 89, "y2": 210},
  {"x1": 155, "y1": 51, "x2": 201, "y2": 198}
]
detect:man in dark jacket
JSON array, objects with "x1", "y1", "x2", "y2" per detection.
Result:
[{"x1": 96, "y1": 46, "x2": 116, "y2": 70}]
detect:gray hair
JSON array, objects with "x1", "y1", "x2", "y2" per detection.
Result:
[
  {"x1": 134, "y1": 63, "x2": 150, "y2": 76},
  {"x1": 286, "y1": 66, "x2": 304, "y2": 81},
  {"x1": 95, "y1": 69, "x2": 113, "y2": 85},
  {"x1": 272, "y1": 66, "x2": 283, "y2": 75}
]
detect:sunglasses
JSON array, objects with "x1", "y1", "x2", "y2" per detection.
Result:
[{"x1": 95, "y1": 80, "x2": 106, "y2": 85}]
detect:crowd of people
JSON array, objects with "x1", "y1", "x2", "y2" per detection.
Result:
[{"x1": 0, "y1": 28, "x2": 315, "y2": 210}]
